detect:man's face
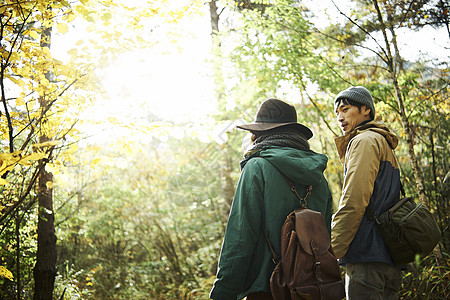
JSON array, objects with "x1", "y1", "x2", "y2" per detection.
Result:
[{"x1": 335, "y1": 102, "x2": 371, "y2": 135}]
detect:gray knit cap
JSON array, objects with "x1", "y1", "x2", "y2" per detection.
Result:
[{"x1": 334, "y1": 86, "x2": 375, "y2": 119}]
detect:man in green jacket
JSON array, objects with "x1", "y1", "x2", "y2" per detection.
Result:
[{"x1": 210, "y1": 98, "x2": 334, "y2": 300}]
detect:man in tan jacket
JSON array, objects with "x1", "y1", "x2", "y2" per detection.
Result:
[{"x1": 332, "y1": 86, "x2": 403, "y2": 299}]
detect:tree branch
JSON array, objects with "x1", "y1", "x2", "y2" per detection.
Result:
[{"x1": 330, "y1": 0, "x2": 391, "y2": 65}]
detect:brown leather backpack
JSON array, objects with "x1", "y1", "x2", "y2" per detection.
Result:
[{"x1": 264, "y1": 183, "x2": 345, "y2": 300}]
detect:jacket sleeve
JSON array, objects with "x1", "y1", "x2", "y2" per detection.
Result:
[
  {"x1": 210, "y1": 161, "x2": 264, "y2": 300},
  {"x1": 331, "y1": 135, "x2": 381, "y2": 259}
]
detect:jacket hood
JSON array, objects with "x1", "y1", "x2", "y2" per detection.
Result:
[
  {"x1": 334, "y1": 121, "x2": 399, "y2": 161},
  {"x1": 241, "y1": 147, "x2": 329, "y2": 186}
]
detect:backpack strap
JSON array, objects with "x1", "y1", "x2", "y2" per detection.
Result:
[
  {"x1": 365, "y1": 182, "x2": 405, "y2": 224},
  {"x1": 391, "y1": 151, "x2": 406, "y2": 197},
  {"x1": 260, "y1": 158, "x2": 312, "y2": 207},
  {"x1": 263, "y1": 229, "x2": 280, "y2": 264},
  {"x1": 364, "y1": 203, "x2": 382, "y2": 225},
  {"x1": 290, "y1": 183, "x2": 312, "y2": 209},
  {"x1": 259, "y1": 158, "x2": 312, "y2": 263}
]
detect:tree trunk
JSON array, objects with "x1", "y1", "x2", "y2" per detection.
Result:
[
  {"x1": 209, "y1": 0, "x2": 219, "y2": 35},
  {"x1": 16, "y1": 215, "x2": 21, "y2": 300},
  {"x1": 371, "y1": 0, "x2": 425, "y2": 201},
  {"x1": 33, "y1": 21, "x2": 56, "y2": 300},
  {"x1": 208, "y1": 1, "x2": 235, "y2": 210},
  {"x1": 33, "y1": 154, "x2": 56, "y2": 300},
  {"x1": 372, "y1": 0, "x2": 445, "y2": 268}
]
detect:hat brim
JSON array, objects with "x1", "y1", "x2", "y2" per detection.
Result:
[{"x1": 236, "y1": 122, "x2": 313, "y2": 140}]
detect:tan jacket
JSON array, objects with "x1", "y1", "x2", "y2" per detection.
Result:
[{"x1": 331, "y1": 121, "x2": 399, "y2": 260}]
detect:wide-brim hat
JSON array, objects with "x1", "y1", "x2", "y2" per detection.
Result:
[{"x1": 236, "y1": 98, "x2": 313, "y2": 140}]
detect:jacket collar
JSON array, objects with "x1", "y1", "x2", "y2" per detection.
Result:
[
  {"x1": 240, "y1": 149, "x2": 262, "y2": 170},
  {"x1": 334, "y1": 121, "x2": 398, "y2": 163}
]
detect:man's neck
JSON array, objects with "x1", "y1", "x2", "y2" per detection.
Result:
[{"x1": 357, "y1": 119, "x2": 372, "y2": 128}]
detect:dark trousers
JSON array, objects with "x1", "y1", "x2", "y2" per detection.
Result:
[{"x1": 246, "y1": 291, "x2": 273, "y2": 300}]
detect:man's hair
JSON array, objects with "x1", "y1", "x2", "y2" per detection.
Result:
[{"x1": 335, "y1": 98, "x2": 364, "y2": 113}]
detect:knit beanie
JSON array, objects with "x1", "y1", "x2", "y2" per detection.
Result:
[{"x1": 334, "y1": 86, "x2": 375, "y2": 120}]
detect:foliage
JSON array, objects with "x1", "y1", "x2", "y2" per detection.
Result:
[
  {"x1": 400, "y1": 254, "x2": 450, "y2": 299},
  {"x1": 0, "y1": 0, "x2": 96, "y2": 297},
  {"x1": 1, "y1": 0, "x2": 203, "y2": 298},
  {"x1": 54, "y1": 131, "x2": 226, "y2": 299}
]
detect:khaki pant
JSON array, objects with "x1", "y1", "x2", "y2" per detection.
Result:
[{"x1": 345, "y1": 262, "x2": 402, "y2": 300}]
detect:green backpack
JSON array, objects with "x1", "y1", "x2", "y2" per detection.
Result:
[{"x1": 366, "y1": 190, "x2": 441, "y2": 265}]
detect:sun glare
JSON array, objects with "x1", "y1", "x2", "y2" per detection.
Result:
[
  {"x1": 53, "y1": 2, "x2": 217, "y2": 143},
  {"x1": 98, "y1": 46, "x2": 215, "y2": 124}
]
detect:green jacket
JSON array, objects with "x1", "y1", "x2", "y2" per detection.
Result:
[{"x1": 210, "y1": 146, "x2": 333, "y2": 300}]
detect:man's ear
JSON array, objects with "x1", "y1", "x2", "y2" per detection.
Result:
[{"x1": 362, "y1": 106, "x2": 371, "y2": 118}]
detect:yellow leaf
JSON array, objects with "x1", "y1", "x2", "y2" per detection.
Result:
[
  {"x1": 5, "y1": 74, "x2": 20, "y2": 85},
  {"x1": 9, "y1": 52, "x2": 20, "y2": 61},
  {"x1": 46, "y1": 181, "x2": 53, "y2": 189},
  {"x1": 28, "y1": 30, "x2": 39, "y2": 40},
  {"x1": 63, "y1": 11, "x2": 76, "y2": 23},
  {"x1": 101, "y1": 12, "x2": 112, "y2": 22},
  {"x1": 75, "y1": 5, "x2": 87, "y2": 15},
  {"x1": 136, "y1": 36, "x2": 145, "y2": 44},
  {"x1": 16, "y1": 97, "x2": 25, "y2": 106},
  {"x1": 32, "y1": 140, "x2": 61, "y2": 148},
  {"x1": 0, "y1": 266, "x2": 13, "y2": 281},
  {"x1": 0, "y1": 178, "x2": 9, "y2": 186},
  {"x1": 108, "y1": 117, "x2": 119, "y2": 125},
  {"x1": 0, "y1": 159, "x2": 16, "y2": 174},
  {"x1": 19, "y1": 152, "x2": 47, "y2": 165},
  {"x1": 57, "y1": 23, "x2": 69, "y2": 34}
]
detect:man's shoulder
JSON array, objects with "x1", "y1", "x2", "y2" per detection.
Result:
[
  {"x1": 350, "y1": 129, "x2": 383, "y2": 146},
  {"x1": 357, "y1": 121, "x2": 399, "y2": 149},
  {"x1": 357, "y1": 126, "x2": 398, "y2": 150}
]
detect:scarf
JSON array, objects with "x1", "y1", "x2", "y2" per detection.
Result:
[{"x1": 246, "y1": 127, "x2": 310, "y2": 153}]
